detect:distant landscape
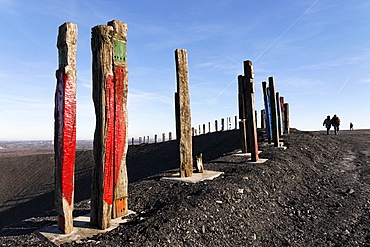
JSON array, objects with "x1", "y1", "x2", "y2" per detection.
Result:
[{"x1": 0, "y1": 140, "x2": 93, "y2": 157}]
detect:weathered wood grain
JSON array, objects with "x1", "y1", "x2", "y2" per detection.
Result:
[
  {"x1": 174, "y1": 49, "x2": 193, "y2": 178},
  {"x1": 90, "y1": 20, "x2": 129, "y2": 230},
  {"x1": 54, "y1": 22, "x2": 77, "y2": 234},
  {"x1": 243, "y1": 60, "x2": 259, "y2": 161}
]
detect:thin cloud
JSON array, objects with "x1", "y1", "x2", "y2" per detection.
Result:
[{"x1": 129, "y1": 90, "x2": 173, "y2": 105}]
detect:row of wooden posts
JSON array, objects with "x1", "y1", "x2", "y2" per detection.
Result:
[
  {"x1": 130, "y1": 116, "x2": 238, "y2": 145},
  {"x1": 53, "y1": 19, "x2": 290, "y2": 234},
  {"x1": 237, "y1": 60, "x2": 290, "y2": 163}
]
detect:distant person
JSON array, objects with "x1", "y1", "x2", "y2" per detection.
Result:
[
  {"x1": 323, "y1": 115, "x2": 332, "y2": 135},
  {"x1": 350, "y1": 122, "x2": 353, "y2": 130},
  {"x1": 331, "y1": 114, "x2": 341, "y2": 135}
]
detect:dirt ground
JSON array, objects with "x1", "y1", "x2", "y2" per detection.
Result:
[{"x1": 0, "y1": 128, "x2": 369, "y2": 246}]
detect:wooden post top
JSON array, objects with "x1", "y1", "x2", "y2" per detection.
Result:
[
  {"x1": 57, "y1": 22, "x2": 77, "y2": 69},
  {"x1": 243, "y1": 60, "x2": 254, "y2": 79}
]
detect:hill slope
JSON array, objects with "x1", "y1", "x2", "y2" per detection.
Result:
[{"x1": 1, "y1": 129, "x2": 370, "y2": 246}]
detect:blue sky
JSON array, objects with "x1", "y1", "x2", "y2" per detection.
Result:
[{"x1": 0, "y1": 0, "x2": 369, "y2": 140}]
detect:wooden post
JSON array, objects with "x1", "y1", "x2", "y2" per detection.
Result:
[
  {"x1": 198, "y1": 125, "x2": 201, "y2": 135},
  {"x1": 174, "y1": 49, "x2": 193, "y2": 178},
  {"x1": 169, "y1": 132, "x2": 172, "y2": 141},
  {"x1": 261, "y1": 109, "x2": 266, "y2": 129},
  {"x1": 162, "y1": 133, "x2": 165, "y2": 142},
  {"x1": 255, "y1": 110, "x2": 258, "y2": 129},
  {"x1": 221, "y1": 118, "x2": 225, "y2": 131},
  {"x1": 284, "y1": 103, "x2": 290, "y2": 134},
  {"x1": 91, "y1": 20, "x2": 129, "y2": 230},
  {"x1": 215, "y1": 120, "x2": 218, "y2": 131},
  {"x1": 276, "y1": 92, "x2": 282, "y2": 136},
  {"x1": 279, "y1": 97, "x2": 284, "y2": 133},
  {"x1": 235, "y1": 116, "x2": 238, "y2": 129},
  {"x1": 54, "y1": 22, "x2": 77, "y2": 234},
  {"x1": 238, "y1": 75, "x2": 249, "y2": 153},
  {"x1": 243, "y1": 60, "x2": 259, "y2": 161},
  {"x1": 262, "y1": 81, "x2": 272, "y2": 144},
  {"x1": 131, "y1": 137, "x2": 134, "y2": 145},
  {"x1": 208, "y1": 122, "x2": 211, "y2": 133},
  {"x1": 238, "y1": 75, "x2": 246, "y2": 120},
  {"x1": 268, "y1": 76, "x2": 279, "y2": 147},
  {"x1": 203, "y1": 124, "x2": 206, "y2": 134},
  {"x1": 154, "y1": 134, "x2": 158, "y2": 143},
  {"x1": 239, "y1": 121, "x2": 247, "y2": 153}
]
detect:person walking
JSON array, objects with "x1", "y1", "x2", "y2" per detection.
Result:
[
  {"x1": 350, "y1": 122, "x2": 354, "y2": 130},
  {"x1": 323, "y1": 115, "x2": 332, "y2": 135},
  {"x1": 331, "y1": 114, "x2": 341, "y2": 135}
]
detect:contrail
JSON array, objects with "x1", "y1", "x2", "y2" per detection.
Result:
[
  {"x1": 337, "y1": 77, "x2": 350, "y2": 94},
  {"x1": 254, "y1": 0, "x2": 319, "y2": 62},
  {"x1": 210, "y1": 77, "x2": 237, "y2": 105},
  {"x1": 210, "y1": 0, "x2": 319, "y2": 104}
]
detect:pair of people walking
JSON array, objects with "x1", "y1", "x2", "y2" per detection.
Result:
[{"x1": 323, "y1": 114, "x2": 340, "y2": 135}]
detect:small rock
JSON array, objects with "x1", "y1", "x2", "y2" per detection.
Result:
[
  {"x1": 216, "y1": 200, "x2": 223, "y2": 204},
  {"x1": 202, "y1": 225, "x2": 206, "y2": 234},
  {"x1": 238, "y1": 189, "x2": 244, "y2": 194},
  {"x1": 346, "y1": 188, "x2": 355, "y2": 194}
]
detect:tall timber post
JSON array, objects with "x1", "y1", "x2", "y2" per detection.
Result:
[
  {"x1": 276, "y1": 92, "x2": 282, "y2": 136},
  {"x1": 262, "y1": 81, "x2": 272, "y2": 144},
  {"x1": 174, "y1": 49, "x2": 193, "y2": 178},
  {"x1": 284, "y1": 103, "x2": 290, "y2": 134},
  {"x1": 268, "y1": 76, "x2": 279, "y2": 147},
  {"x1": 243, "y1": 60, "x2": 259, "y2": 161},
  {"x1": 238, "y1": 75, "x2": 247, "y2": 153},
  {"x1": 91, "y1": 20, "x2": 129, "y2": 230},
  {"x1": 54, "y1": 22, "x2": 77, "y2": 234}
]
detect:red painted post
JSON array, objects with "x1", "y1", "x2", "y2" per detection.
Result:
[
  {"x1": 91, "y1": 20, "x2": 129, "y2": 230},
  {"x1": 54, "y1": 22, "x2": 77, "y2": 234}
]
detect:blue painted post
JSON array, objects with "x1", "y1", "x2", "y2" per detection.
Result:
[
  {"x1": 262, "y1": 81, "x2": 272, "y2": 144},
  {"x1": 268, "y1": 76, "x2": 279, "y2": 147}
]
